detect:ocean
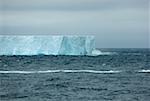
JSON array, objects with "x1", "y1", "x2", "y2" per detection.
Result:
[{"x1": 0, "y1": 48, "x2": 150, "y2": 101}]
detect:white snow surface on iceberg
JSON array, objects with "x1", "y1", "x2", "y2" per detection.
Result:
[{"x1": 0, "y1": 35, "x2": 95, "y2": 55}]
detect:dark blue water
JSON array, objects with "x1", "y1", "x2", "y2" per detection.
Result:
[{"x1": 0, "y1": 49, "x2": 150, "y2": 101}]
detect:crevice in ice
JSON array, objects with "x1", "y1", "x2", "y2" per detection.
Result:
[{"x1": 58, "y1": 36, "x2": 65, "y2": 55}]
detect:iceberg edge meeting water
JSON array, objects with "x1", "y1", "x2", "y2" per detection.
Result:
[{"x1": 0, "y1": 35, "x2": 101, "y2": 56}]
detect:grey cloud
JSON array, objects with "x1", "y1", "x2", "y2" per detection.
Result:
[
  {"x1": 0, "y1": 0, "x2": 149, "y2": 48},
  {"x1": 0, "y1": 0, "x2": 148, "y2": 11}
]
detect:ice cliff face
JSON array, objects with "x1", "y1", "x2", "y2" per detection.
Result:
[{"x1": 0, "y1": 36, "x2": 95, "y2": 55}]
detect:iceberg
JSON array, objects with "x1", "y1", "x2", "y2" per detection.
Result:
[{"x1": 0, "y1": 35, "x2": 96, "y2": 55}]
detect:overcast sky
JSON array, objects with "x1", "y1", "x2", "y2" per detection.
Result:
[{"x1": 0, "y1": 0, "x2": 149, "y2": 48}]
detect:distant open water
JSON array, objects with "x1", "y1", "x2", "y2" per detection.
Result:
[{"x1": 0, "y1": 48, "x2": 150, "y2": 101}]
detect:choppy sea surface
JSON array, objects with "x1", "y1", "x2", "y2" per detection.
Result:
[{"x1": 0, "y1": 48, "x2": 150, "y2": 101}]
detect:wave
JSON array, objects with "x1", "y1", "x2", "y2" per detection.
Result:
[
  {"x1": 1, "y1": 70, "x2": 149, "y2": 74},
  {"x1": 99, "y1": 52, "x2": 117, "y2": 55},
  {"x1": 0, "y1": 70, "x2": 121, "y2": 74},
  {"x1": 91, "y1": 49, "x2": 117, "y2": 56},
  {"x1": 138, "y1": 70, "x2": 150, "y2": 73}
]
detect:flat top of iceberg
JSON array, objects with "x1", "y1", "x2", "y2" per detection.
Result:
[{"x1": 0, "y1": 35, "x2": 94, "y2": 37}]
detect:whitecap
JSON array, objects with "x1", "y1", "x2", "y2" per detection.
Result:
[
  {"x1": 138, "y1": 70, "x2": 150, "y2": 73},
  {"x1": 0, "y1": 70, "x2": 121, "y2": 74},
  {"x1": 91, "y1": 49, "x2": 117, "y2": 56}
]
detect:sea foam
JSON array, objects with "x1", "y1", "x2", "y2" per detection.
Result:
[{"x1": 0, "y1": 70, "x2": 121, "y2": 74}]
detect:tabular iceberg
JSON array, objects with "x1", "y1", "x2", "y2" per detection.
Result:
[{"x1": 0, "y1": 35, "x2": 96, "y2": 55}]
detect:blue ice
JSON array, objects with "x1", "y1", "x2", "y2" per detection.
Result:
[{"x1": 0, "y1": 35, "x2": 98, "y2": 55}]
